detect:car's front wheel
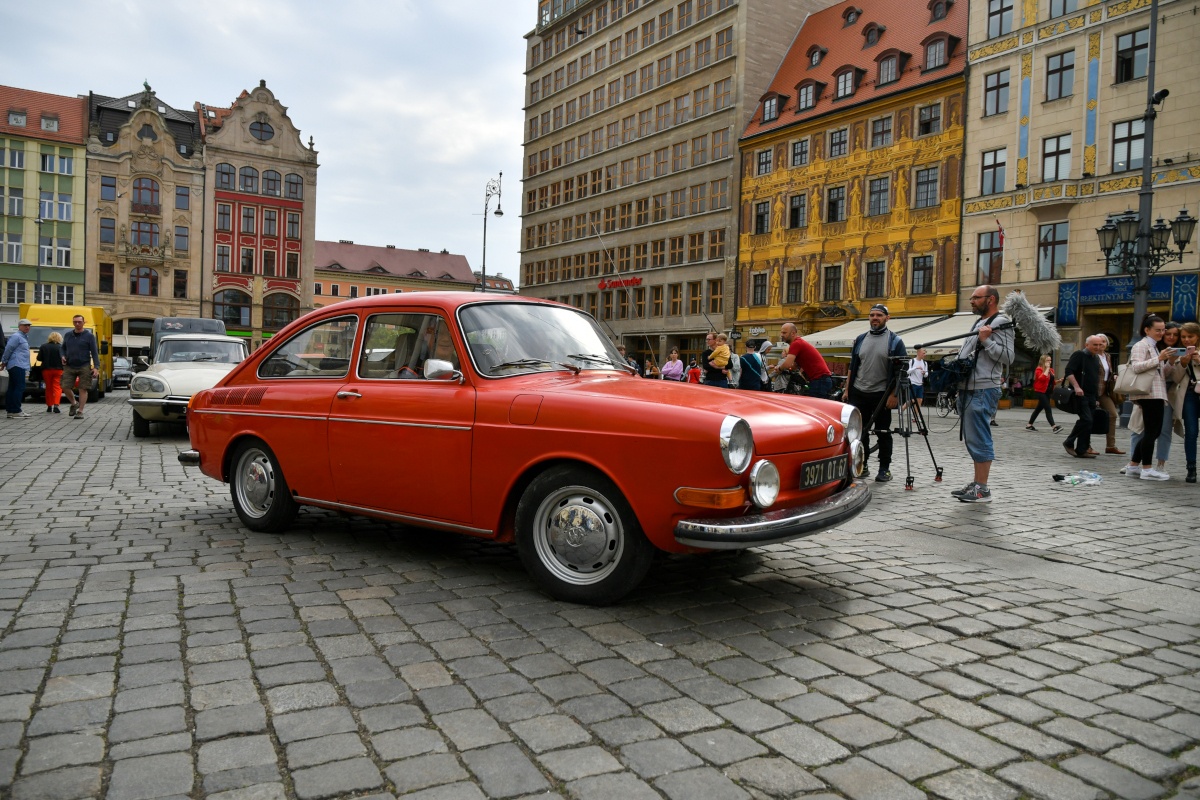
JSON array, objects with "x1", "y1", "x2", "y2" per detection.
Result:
[
  {"x1": 515, "y1": 465, "x2": 655, "y2": 605},
  {"x1": 131, "y1": 411, "x2": 150, "y2": 438},
  {"x1": 230, "y1": 440, "x2": 298, "y2": 532}
]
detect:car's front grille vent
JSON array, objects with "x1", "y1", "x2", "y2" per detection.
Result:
[{"x1": 213, "y1": 387, "x2": 267, "y2": 406}]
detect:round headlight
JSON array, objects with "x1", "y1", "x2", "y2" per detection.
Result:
[
  {"x1": 749, "y1": 460, "x2": 780, "y2": 508},
  {"x1": 720, "y1": 415, "x2": 754, "y2": 474},
  {"x1": 851, "y1": 440, "x2": 866, "y2": 477},
  {"x1": 840, "y1": 404, "x2": 862, "y2": 444},
  {"x1": 132, "y1": 376, "x2": 166, "y2": 393}
]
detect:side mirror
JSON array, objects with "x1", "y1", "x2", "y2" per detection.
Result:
[
  {"x1": 100, "y1": 341, "x2": 109, "y2": 355},
  {"x1": 423, "y1": 359, "x2": 463, "y2": 383},
  {"x1": 134, "y1": 356, "x2": 150, "y2": 373}
]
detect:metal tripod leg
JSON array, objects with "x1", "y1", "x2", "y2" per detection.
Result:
[{"x1": 909, "y1": 397, "x2": 943, "y2": 482}]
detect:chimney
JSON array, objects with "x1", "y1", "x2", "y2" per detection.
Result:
[
  {"x1": 440, "y1": 249, "x2": 449, "y2": 254},
  {"x1": 338, "y1": 239, "x2": 353, "y2": 244},
  {"x1": 386, "y1": 244, "x2": 396, "y2": 249}
]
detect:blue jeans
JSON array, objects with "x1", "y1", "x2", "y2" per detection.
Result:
[
  {"x1": 1183, "y1": 390, "x2": 1199, "y2": 467},
  {"x1": 959, "y1": 387, "x2": 1001, "y2": 462},
  {"x1": 5, "y1": 366, "x2": 26, "y2": 413},
  {"x1": 804, "y1": 375, "x2": 833, "y2": 399}
]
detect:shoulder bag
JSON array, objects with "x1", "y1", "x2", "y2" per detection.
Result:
[
  {"x1": 1052, "y1": 378, "x2": 1079, "y2": 415},
  {"x1": 1114, "y1": 362, "x2": 1155, "y2": 397}
]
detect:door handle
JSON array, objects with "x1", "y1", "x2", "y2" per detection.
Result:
[{"x1": 336, "y1": 391, "x2": 362, "y2": 399}]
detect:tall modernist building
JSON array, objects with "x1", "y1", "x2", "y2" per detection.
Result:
[
  {"x1": 962, "y1": 0, "x2": 1199, "y2": 353},
  {"x1": 519, "y1": 0, "x2": 828, "y2": 366},
  {"x1": 198, "y1": 81, "x2": 318, "y2": 349},
  {"x1": 1, "y1": 85, "x2": 88, "y2": 325},
  {"x1": 85, "y1": 84, "x2": 206, "y2": 354},
  {"x1": 735, "y1": 0, "x2": 968, "y2": 348}
]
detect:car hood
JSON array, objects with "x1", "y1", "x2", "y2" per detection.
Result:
[
  {"x1": 523, "y1": 373, "x2": 848, "y2": 455},
  {"x1": 144, "y1": 362, "x2": 240, "y2": 395}
]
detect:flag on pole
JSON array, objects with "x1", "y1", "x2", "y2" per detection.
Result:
[{"x1": 995, "y1": 217, "x2": 1005, "y2": 250}]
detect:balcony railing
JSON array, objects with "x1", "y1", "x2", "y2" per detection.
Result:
[{"x1": 131, "y1": 202, "x2": 161, "y2": 216}]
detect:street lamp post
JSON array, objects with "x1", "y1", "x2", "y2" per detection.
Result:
[
  {"x1": 481, "y1": 172, "x2": 503, "y2": 293},
  {"x1": 34, "y1": 215, "x2": 43, "y2": 304}
]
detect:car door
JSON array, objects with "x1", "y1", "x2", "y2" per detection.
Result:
[{"x1": 327, "y1": 311, "x2": 476, "y2": 525}]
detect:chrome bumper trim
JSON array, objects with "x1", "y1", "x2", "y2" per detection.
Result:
[
  {"x1": 178, "y1": 450, "x2": 201, "y2": 466},
  {"x1": 674, "y1": 479, "x2": 871, "y2": 549}
]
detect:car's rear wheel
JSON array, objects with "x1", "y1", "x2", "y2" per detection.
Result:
[
  {"x1": 230, "y1": 440, "x2": 297, "y2": 532},
  {"x1": 131, "y1": 411, "x2": 150, "y2": 438},
  {"x1": 515, "y1": 465, "x2": 654, "y2": 605}
]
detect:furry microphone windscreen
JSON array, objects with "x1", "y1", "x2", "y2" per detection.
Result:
[{"x1": 1002, "y1": 291, "x2": 1062, "y2": 354}]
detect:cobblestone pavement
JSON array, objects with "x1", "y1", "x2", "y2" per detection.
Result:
[{"x1": 2, "y1": 395, "x2": 1200, "y2": 800}]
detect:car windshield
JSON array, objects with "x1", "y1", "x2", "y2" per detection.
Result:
[
  {"x1": 458, "y1": 302, "x2": 628, "y2": 376},
  {"x1": 25, "y1": 326, "x2": 74, "y2": 349},
  {"x1": 156, "y1": 340, "x2": 245, "y2": 364},
  {"x1": 114, "y1": 357, "x2": 132, "y2": 369}
]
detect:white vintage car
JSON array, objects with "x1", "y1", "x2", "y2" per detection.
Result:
[{"x1": 128, "y1": 333, "x2": 248, "y2": 437}]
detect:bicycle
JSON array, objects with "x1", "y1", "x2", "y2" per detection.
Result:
[{"x1": 935, "y1": 389, "x2": 958, "y2": 418}]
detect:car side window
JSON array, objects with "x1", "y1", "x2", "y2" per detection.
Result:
[
  {"x1": 358, "y1": 313, "x2": 459, "y2": 380},
  {"x1": 259, "y1": 315, "x2": 359, "y2": 379}
]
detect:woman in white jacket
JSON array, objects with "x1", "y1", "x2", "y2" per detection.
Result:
[{"x1": 1127, "y1": 315, "x2": 1175, "y2": 480}]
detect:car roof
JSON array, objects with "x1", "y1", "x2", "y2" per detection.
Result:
[
  {"x1": 315, "y1": 292, "x2": 562, "y2": 314},
  {"x1": 158, "y1": 334, "x2": 246, "y2": 343}
]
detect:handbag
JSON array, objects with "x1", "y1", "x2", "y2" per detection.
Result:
[
  {"x1": 1114, "y1": 363, "x2": 1155, "y2": 396},
  {"x1": 1052, "y1": 379, "x2": 1079, "y2": 415}
]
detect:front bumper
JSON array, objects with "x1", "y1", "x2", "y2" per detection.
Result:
[
  {"x1": 674, "y1": 479, "x2": 871, "y2": 549},
  {"x1": 128, "y1": 395, "x2": 190, "y2": 420}
]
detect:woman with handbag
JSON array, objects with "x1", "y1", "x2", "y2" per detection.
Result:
[
  {"x1": 1026, "y1": 354, "x2": 1062, "y2": 433},
  {"x1": 1178, "y1": 322, "x2": 1199, "y2": 483},
  {"x1": 1125, "y1": 314, "x2": 1174, "y2": 480},
  {"x1": 1123, "y1": 321, "x2": 1184, "y2": 478}
]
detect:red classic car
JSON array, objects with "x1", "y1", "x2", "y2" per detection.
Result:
[{"x1": 180, "y1": 293, "x2": 869, "y2": 604}]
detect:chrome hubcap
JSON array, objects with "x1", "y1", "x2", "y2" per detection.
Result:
[
  {"x1": 533, "y1": 485, "x2": 623, "y2": 585},
  {"x1": 237, "y1": 449, "x2": 274, "y2": 518}
]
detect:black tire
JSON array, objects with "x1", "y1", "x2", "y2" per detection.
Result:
[
  {"x1": 229, "y1": 440, "x2": 298, "y2": 532},
  {"x1": 515, "y1": 465, "x2": 655, "y2": 605},
  {"x1": 131, "y1": 411, "x2": 150, "y2": 438},
  {"x1": 936, "y1": 393, "x2": 952, "y2": 418}
]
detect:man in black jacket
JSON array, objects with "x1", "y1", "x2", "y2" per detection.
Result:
[{"x1": 1063, "y1": 335, "x2": 1109, "y2": 458}]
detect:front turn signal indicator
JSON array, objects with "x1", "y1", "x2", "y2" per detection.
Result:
[{"x1": 674, "y1": 486, "x2": 746, "y2": 509}]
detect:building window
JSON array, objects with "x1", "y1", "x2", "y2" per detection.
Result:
[
  {"x1": 865, "y1": 260, "x2": 886, "y2": 297},
  {"x1": 250, "y1": 121, "x2": 274, "y2": 141},
  {"x1": 917, "y1": 104, "x2": 941, "y2": 136},
  {"x1": 172, "y1": 269, "x2": 188, "y2": 300},
  {"x1": 99, "y1": 264, "x2": 114, "y2": 294},
  {"x1": 130, "y1": 267, "x2": 158, "y2": 296},
  {"x1": 984, "y1": 69, "x2": 1010, "y2": 116},
  {"x1": 262, "y1": 170, "x2": 281, "y2": 196},
  {"x1": 978, "y1": 231, "x2": 1003, "y2": 285},
  {"x1": 762, "y1": 97, "x2": 778, "y2": 121},
  {"x1": 868, "y1": 177, "x2": 890, "y2": 216},
  {"x1": 708, "y1": 279, "x2": 723, "y2": 314},
  {"x1": 914, "y1": 167, "x2": 939, "y2": 208},
  {"x1": 925, "y1": 39, "x2": 947, "y2": 70},
  {"x1": 786, "y1": 269, "x2": 804, "y2": 304},
  {"x1": 754, "y1": 201, "x2": 770, "y2": 234},
  {"x1": 789, "y1": 194, "x2": 807, "y2": 227},
  {"x1": 7, "y1": 147, "x2": 24, "y2": 169},
  {"x1": 1046, "y1": 51, "x2": 1074, "y2": 100},
  {"x1": 55, "y1": 286, "x2": 74, "y2": 305},
  {"x1": 240, "y1": 167, "x2": 259, "y2": 193},
  {"x1": 1112, "y1": 118, "x2": 1145, "y2": 172},
  {"x1": 175, "y1": 186, "x2": 190, "y2": 210},
  {"x1": 1037, "y1": 221, "x2": 1069, "y2": 280},
  {"x1": 756, "y1": 149, "x2": 772, "y2": 175},
  {"x1": 216, "y1": 163, "x2": 235, "y2": 189},
  {"x1": 709, "y1": 229, "x2": 726, "y2": 259},
  {"x1": 1042, "y1": 133, "x2": 1071, "y2": 181},
  {"x1": 878, "y1": 56, "x2": 897, "y2": 85},
  {"x1": 911, "y1": 256, "x2": 934, "y2": 294},
  {"x1": 99, "y1": 217, "x2": 116, "y2": 244},
  {"x1": 987, "y1": 0, "x2": 1013, "y2": 38},
  {"x1": 214, "y1": 290, "x2": 252, "y2": 328},
  {"x1": 263, "y1": 210, "x2": 278, "y2": 237},
  {"x1": 101, "y1": 176, "x2": 117, "y2": 202},
  {"x1": 217, "y1": 204, "x2": 232, "y2": 232},
  {"x1": 262, "y1": 294, "x2": 298, "y2": 330},
  {"x1": 829, "y1": 128, "x2": 848, "y2": 158},
  {"x1": 791, "y1": 139, "x2": 809, "y2": 166},
  {"x1": 285, "y1": 174, "x2": 303, "y2": 200},
  {"x1": 797, "y1": 83, "x2": 815, "y2": 110},
  {"x1": 286, "y1": 252, "x2": 299, "y2": 278},
  {"x1": 871, "y1": 116, "x2": 893, "y2": 148},
  {"x1": 981, "y1": 148, "x2": 1007, "y2": 195},
  {"x1": 7, "y1": 111, "x2": 25, "y2": 127},
  {"x1": 174, "y1": 226, "x2": 188, "y2": 251},
  {"x1": 286, "y1": 212, "x2": 300, "y2": 239},
  {"x1": 216, "y1": 245, "x2": 230, "y2": 272},
  {"x1": 1116, "y1": 29, "x2": 1148, "y2": 83},
  {"x1": 241, "y1": 248, "x2": 255, "y2": 274},
  {"x1": 836, "y1": 70, "x2": 855, "y2": 98},
  {"x1": 1049, "y1": 0, "x2": 1077, "y2": 16},
  {"x1": 826, "y1": 186, "x2": 846, "y2": 222},
  {"x1": 132, "y1": 177, "x2": 160, "y2": 210},
  {"x1": 55, "y1": 239, "x2": 70, "y2": 268},
  {"x1": 752, "y1": 272, "x2": 767, "y2": 305},
  {"x1": 823, "y1": 265, "x2": 842, "y2": 301},
  {"x1": 58, "y1": 156, "x2": 73, "y2": 175},
  {"x1": 131, "y1": 222, "x2": 159, "y2": 246},
  {"x1": 242, "y1": 207, "x2": 256, "y2": 234},
  {"x1": 715, "y1": 27, "x2": 733, "y2": 59}
]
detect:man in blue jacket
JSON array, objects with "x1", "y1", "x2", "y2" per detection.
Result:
[
  {"x1": 846, "y1": 304, "x2": 907, "y2": 482},
  {"x1": 1, "y1": 319, "x2": 32, "y2": 418}
]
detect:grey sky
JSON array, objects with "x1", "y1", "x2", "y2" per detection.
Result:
[{"x1": 1, "y1": 0, "x2": 530, "y2": 284}]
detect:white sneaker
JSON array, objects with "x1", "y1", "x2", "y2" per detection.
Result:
[
  {"x1": 1125, "y1": 465, "x2": 1142, "y2": 477},
  {"x1": 1140, "y1": 468, "x2": 1169, "y2": 481}
]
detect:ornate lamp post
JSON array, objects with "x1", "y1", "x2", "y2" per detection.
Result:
[
  {"x1": 1096, "y1": 206, "x2": 1196, "y2": 329},
  {"x1": 34, "y1": 215, "x2": 44, "y2": 304},
  {"x1": 480, "y1": 172, "x2": 503, "y2": 293}
]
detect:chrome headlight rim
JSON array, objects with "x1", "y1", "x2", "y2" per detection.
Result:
[
  {"x1": 131, "y1": 376, "x2": 167, "y2": 394},
  {"x1": 719, "y1": 415, "x2": 754, "y2": 475},
  {"x1": 851, "y1": 440, "x2": 866, "y2": 477},
  {"x1": 840, "y1": 404, "x2": 862, "y2": 444},
  {"x1": 748, "y1": 459, "x2": 780, "y2": 508}
]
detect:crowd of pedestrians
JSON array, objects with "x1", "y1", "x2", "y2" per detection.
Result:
[{"x1": 2, "y1": 313, "x2": 101, "y2": 420}]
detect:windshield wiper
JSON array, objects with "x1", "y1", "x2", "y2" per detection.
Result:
[
  {"x1": 191, "y1": 355, "x2": 220, "y2": 362},
  {"x1": 567, "y1": 353, "x2": 636, "y2": 374},
  {"x1": 488, "y1": 358, "x2": 569, "y2": 373}
]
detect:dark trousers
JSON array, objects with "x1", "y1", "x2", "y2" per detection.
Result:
[
  {"x1": 5, "y1": 366, "x2": 26, "y2": 413},
  {"x1": 1028, "y1": 392, "x2": 1056, "y2": 426},
  {"x1": 1134, "y1": 399, "x2": 1166, "y2": 467},
  {"x1": 850, "y1": 388, "x2": 892, "y2": 471},
  {"x1": 1064, "y1": 398, "x2": 1108, "y2": 455},
  {"x1": 804, "y1": 375, "x2": 833, "y2": 399}
]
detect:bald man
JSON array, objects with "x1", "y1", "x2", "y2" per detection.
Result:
[
  {"x1": 1062, "y1": 335, "x2": 1108, "y2": 459},
  {"x1": 772, "y1": 322, "x2": 833, "y2": 398}
]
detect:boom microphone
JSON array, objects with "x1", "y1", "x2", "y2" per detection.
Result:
[{"x1": 1000, "y1": 290, "x2": 1061, "y2": 354}]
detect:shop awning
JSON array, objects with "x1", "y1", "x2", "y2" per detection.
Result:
[
  {"x1": 804, "y1": 315, "x2": 948, "y2": 354},
  {"x1": 905, "y1": 312, "x2": 982, "y2": 355}
]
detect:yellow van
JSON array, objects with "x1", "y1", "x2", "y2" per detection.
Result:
[{"x1": 18, "y1": 303, "x2": 114, "y2": 402}]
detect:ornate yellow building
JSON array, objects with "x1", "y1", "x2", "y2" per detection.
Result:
[{"x1": 734, "y1": 0, "x2": 968, "y2": 350}]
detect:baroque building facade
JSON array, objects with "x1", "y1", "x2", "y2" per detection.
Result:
[
  {"x1": 1, "y1": 85, "x2": 88, "y2": 327},
  {"x1": 85, "y1": 85, "x2": 205, "y2": 354},
  {"x1": 199, "y1": 81, "x2": 318, "y2": 349},
  {"x1": 961, "y1": 0, "x2": 1199, "y2": 356},
  {"x1": 735, "y1": 0, "x2": 967, "y2": 351},
  {"x1": 519, "y1": 0, "x2": 830, "y2": 366}
]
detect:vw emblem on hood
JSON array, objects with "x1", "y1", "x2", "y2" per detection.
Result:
[{"x1": 826, "y1": 425, "x2": 836, "y2": 443}]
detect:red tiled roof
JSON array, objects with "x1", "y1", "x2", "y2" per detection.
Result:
[
  {"x1": 314, "y1": 241, "x2": 476, "y2": 284},
  {"x1": 0, "y1": 85, "x2": 87, "y2": 145},
  {"x1": 741, "y1": 0, "x2": 966, "y2": 140}
]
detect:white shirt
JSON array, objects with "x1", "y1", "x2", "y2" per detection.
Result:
[{"x1": 907, "y1": 357, "x2": 929, "y2": 386}]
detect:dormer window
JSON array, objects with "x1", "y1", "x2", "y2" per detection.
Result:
[
  {"x1": 863, "y1": 23, "x2": 886, "y2": 47},
  {"x1": 834, "y1": 68, "x2": 864, "y2": 99},
  {"x1": 875, "y1": 49, "x2": 908, "y2": 85},
  {"x1": 928, "y1": 0, "x2": 953, "y2": 20},
  {"x1": 7, "y1": 111, "x2": 26, "y2": 127},
  {"x1": 807, "y1": 46, "x2": 827, "y2": 67},
  {"x1": 40, "y1": 116, "x2": 59, "y2": 132},
  {"x1": 762, "y1": 96, "x2": 779, "y2": 122},
  {"x1": 921, "y1": 33, "x2": 958, "y2": 70},
  {"x1": 796, "y1": 81, "x2": 825, "y2": 110},
  {"x1": 842, "y1": 7, "x2": 862, "y2": 25}
]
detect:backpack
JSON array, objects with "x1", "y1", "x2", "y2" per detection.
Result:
[{"x1": 738, "y1": 352, "x2": 768, "y2": 391}]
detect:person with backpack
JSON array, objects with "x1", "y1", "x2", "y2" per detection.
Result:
[{"x1": 738, "y1": 341, "x2": 771, "y2": 391}]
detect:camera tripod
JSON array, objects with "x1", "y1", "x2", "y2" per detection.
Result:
[{"x1": 862, "y1": 361, "x2": 944, "y2": 490}]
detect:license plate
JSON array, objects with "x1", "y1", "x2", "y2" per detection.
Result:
[{"x1": 800, "y1": 454, "x2": 847, "y2": 489}]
